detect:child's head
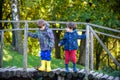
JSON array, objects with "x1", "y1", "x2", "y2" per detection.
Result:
[
  {"x1": 66, "y1": 22, "x2": 76, "y2": 30},
  {"x1": 37, "y1": 20, "x2": 46, "y2": 30}
]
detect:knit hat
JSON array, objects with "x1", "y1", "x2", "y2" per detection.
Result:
[{"x1": 66, "y1": 22, "x2": 76, "y2": 30}]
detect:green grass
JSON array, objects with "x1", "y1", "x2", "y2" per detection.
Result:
[{"x1": 3, "y1": 44, "x2": 83, "y2": 69}]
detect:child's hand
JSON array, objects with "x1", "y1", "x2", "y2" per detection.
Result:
[{"x1": 58, "y1": 44, "x2": 61, "y2": 46}]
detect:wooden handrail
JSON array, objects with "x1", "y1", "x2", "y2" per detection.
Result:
[
  {"x1": 89, "y1": 27, "x2": 120, "y2": 67},
  {"x1": 0, "y1": 20, "x2": 120, "y2": 79}
]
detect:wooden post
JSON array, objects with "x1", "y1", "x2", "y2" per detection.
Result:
[
  {"x1": 85, "y1": 24, "x2": 90, "y2": 80},
  {"x1": 0, "y1": 31, "x2": 4, "y2": 68},
  {"x1": 23, "y1": 22, "x2": 28, "y2": 71},
  {"x1": 89, "y1": 28, "x2": 94, "y2": 70}
]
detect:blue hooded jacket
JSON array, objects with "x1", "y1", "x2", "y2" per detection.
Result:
[
  {"x1": 59, "y1": 30, "x2": 86, "y2": 50},
  {"x1": 28, "y1": 22, "x2": 54, "y2": 50}
]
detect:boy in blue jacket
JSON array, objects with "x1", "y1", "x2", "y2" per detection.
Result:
[
  {"x1": 58, "y1": 22, "x2": 86, "y2": 72},
  {"x1": 28, "y1": 20, "x2": 54, "y2": 72}
]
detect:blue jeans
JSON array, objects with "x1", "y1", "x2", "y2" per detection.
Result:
[{"x1": 40, "y1": 50, "x2": 51, "y2": 61}]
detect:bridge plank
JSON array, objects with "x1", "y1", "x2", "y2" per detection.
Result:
[
  {"x1": 100, "y1": 74, "x2": 109, "y2": 80},
  {"x1": 90, "y1": 71, "x2": 99, "y2": 80},
  {"x1": 0, "y1": 67, "x2": 120, "y2": 80},
  {"x1": 114, "y1": 77, "x2": 120, "y2": 80},
  {"x1": 4, "y1": 66, "x2": 17, "y2": 78},
  {"x1": 88, "y1": 71, "x2": 95, "y2": 80},
  {"x1": 78, "y1": 69, "x2": 85, "y2": 79},
  {"x1": 95, "y1": 73, "x2": 104, "y2": 79},
  {"x1": 107, "y1": 76, "x2": 114, "y2": 80},
  {"x1": 92, "y1": 72, "x2": 99, "y2": 76}
]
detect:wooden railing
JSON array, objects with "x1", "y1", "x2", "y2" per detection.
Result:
[{"x1": 0, "y1": 20, "x2": 120, "y2": 80}]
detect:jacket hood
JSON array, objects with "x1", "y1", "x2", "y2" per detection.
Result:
[{"x1": 45, "y1": 22, "x2": 50, "y2": 30}]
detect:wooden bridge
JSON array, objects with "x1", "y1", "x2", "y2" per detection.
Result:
[
  {"x1": 0, "y1": 67, "x2": 119, "y2": 80},
  {"x1": 0, "y1": 20, "x2": 120, "y2": 80}
]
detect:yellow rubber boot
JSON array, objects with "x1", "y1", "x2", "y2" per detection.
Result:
[
  {"x1": 46, "y1": 61, "x2": 51, "y2": 72},
  {"x1": 38, "y1": 60, "x2": 46, "y2": 71}
]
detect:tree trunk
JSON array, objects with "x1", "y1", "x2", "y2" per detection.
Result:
[
  {"x1": 53, "y1": 30, "x2": 61, "y2": 59},
  {"x1": 95, "y1": 36, "x2": 108, "y2": 70},
  {"x1": 0, "y1": 0, "x2": 4, "y2": 68},
  {"x1": 0, "y1": 31, "x2": 3, "y2": 68},
  {"x1": 95, "y1": 35, "x2": 105, "y2": 70},
  {"x1": 95, "y1": 44, "x2": 102, "y2": 70},
  {"x1": 77, "y1": 36, "x2": 86, "y2": 66},
  {"x1": 11, "y1": 0, "x2": 23, "y2": 54},
  {"x1": 0, "y1": 0, "x2": 4, "y2": 29},
  {"x1": 0, "y1": 0, "x2": 3, "y2": 39}
]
